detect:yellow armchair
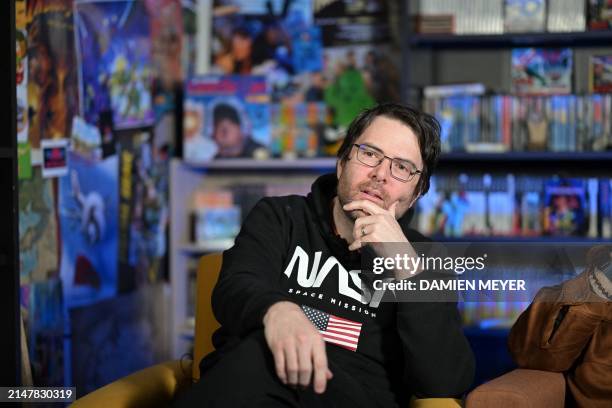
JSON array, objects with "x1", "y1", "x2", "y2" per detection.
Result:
[{"x1": 72, "y1": 254, "x2": 461, "y2": 407}]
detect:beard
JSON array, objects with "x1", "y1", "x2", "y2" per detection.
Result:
[{"x1": 337, "y1": 173, "x2": 390, "y2": 220}]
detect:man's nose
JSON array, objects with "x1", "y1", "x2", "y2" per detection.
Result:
[{"x1": 368, "y1": 158, "x2": 390, "y2": 182}]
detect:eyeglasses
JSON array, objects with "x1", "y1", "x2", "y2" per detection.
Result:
[{"x1": 352, "y1": 144, "x2": 422, "y2": 182}]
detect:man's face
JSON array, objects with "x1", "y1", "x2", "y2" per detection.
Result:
[
  {"x1": 213, "y1": 118, "x2": 244, "y2": 157},
  {"x1": 336, "y1": 116, "x2": 423, "y2": 220}
]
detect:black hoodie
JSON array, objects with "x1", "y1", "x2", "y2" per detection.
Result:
[{"x1": 209, "y1": 173, "x2": 475, "y2": 404}]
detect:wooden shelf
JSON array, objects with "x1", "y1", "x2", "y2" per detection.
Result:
[{"x1": 409, "y1": 30, "x2": 612, "y2": 49}]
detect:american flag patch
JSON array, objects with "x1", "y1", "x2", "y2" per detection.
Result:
[{"x1": 301, "y1": 305, "x2": 362, "y2": 352}]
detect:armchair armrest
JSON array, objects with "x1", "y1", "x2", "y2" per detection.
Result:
[
  {"x1": 72, "y1": 360, "x2": 193, "y2": 408},
  {"x1": 410, "y1": 397, "x2": 462, "y2": 407},
  {"x1": 465, "y1": 369, "x2": 565, "y2": 408}
]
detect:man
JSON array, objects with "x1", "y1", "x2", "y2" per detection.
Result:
[
  {"x1": 176, "y1": 103, "x2": 474, "y2": 407},
  {"x1": 508, "y1": 245, "x2": 612, "y2": 407},
  {"x1": 211, "y1": 102, "x2": 264, "y2": 158}
]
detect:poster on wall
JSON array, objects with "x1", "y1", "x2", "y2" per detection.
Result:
[
  {"x1": 322, "y1": 44, "x2": 400, "y2": 128},
  {"x1": 74, "y1": 0, "x2": 154, "y2": 130},
  {"x1": 268, "y1": 102, "x2": 329, "y2": 158},
  {"x1": 70, "y1": 284, "x2": 169, "y2": 396},
  {"x1": 210, "y1": 0, "x2": 317, "y2": 98},
  {"x1": 26, "y1": 279, "x2": 65, "y2": 386},
  {"x1": 58, "y1": 151, "x2": 119, "y2": 308},
  {"x1": 117, "y1": 129, "x2": 169, "y2": 292},
  {"x1": 183, "y1": 75, "x2": 270, "y2": 161},
  {"x1": 26, "y1": 0, "x2": 79, "y2": 149},
  {"x1": 19, "y1": 167, "x2": 59, "y2": 284},
  {"x1": 16, "y1": 0, "x2": 29, "y2": 143},
  {"x1": 145, "y1": 0, "x2": 184, "y2": 90}
]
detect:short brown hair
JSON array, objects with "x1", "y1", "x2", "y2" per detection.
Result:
[{"x1": 336, "y1": 103, "x2": 441, "y2": 196}]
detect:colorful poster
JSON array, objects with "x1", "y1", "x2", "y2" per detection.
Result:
[
  {"x1": 16, "y1": 0, "x2": 29, "y2": 143},
  {"x1": 19, "y1": 168, "x2": 59, "y2": 284},
  {"x1": 314, "y1": 0, "x2": 390, "y2": 46},
  {"x1": 269, "y1": 102, "x2": 329, "y2": 158},
  {"x1": 322, "y1": 44, "x2": 400, "y2": 128},
  {"x1": 70, "y1": 284, "x2": 169, "y2": 396},
  {"x1": 26, "y1": 0, "x2": 79, "y2": 148},
  {"x1": 27, "y1": 279, "x2": 64, "y2": 386},
  {"x1": 74, "y1": 0, "x2": 154, "y2": 129},
  {"x1": 117, "y1": 129, "x2": 169, "y2": 292},
  {"x1": 183, "y1": 75, "x2": 270, "y2": 161},
  {"x1": 58, "y1": 151, "x2": 119, "y2": 307},
  {"x1": 511, "y1": 48, "x2": 573, "y2": 95},
  {"x1": 145, "y1": 0, "x2": 184, "y2": 89},
  {"x1": 210, "y1": 1, "x2": 314, "y2": 96}
]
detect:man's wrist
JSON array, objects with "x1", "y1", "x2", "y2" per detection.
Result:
[{"x1": 263, "y1": 301, "x2": 300, "y2": 326}]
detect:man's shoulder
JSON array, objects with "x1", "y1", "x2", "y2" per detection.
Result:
[{"x1": 257, "y1": 194, "x2": 311, "y2": 215}]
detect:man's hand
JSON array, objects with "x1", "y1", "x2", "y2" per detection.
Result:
[
  {"x1": 263, "y1": 301, "x2": 333, "y2": 393},
  {"x1": 344, "y1": 200, "x2": 424, "y2": 279},
  {"x1": 344, "y1": 200, "x2": 408, "y2": 251}
]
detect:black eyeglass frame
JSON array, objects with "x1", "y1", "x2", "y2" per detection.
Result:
[{"x1": 352, "y1": 143, "x2": 422, "y2": 183}]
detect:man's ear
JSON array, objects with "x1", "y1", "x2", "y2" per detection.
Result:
[{"x1": 336, "y1": 159, "x2": 344, "y2": 180}]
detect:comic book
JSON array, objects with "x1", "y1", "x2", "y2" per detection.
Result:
[
  {"x1": 504, "y1": 0, "x2": 546, "y2": 32},
  {"x1": 588, "y1": 0, "x2": 612, "y2": 30},
  {"x1": 589, "y1": 55, "x2": 612, "y2": 93},
  {"x1": 515, "y1": 175, "x2": 545, "y2": 236},
  {"x1": 511, "y1": 48, "x2": 573, "y2": 95},
  {"x1": 543, "y1": 178, "x2": 588, "y2": 236},
  {"x1": 183, "y1": 75, "x2": 270, "y2": 161}
]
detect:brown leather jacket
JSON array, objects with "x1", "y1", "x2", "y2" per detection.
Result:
[{"x1": 508, "y1": 269, "x2": 612, "y2": 407}]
